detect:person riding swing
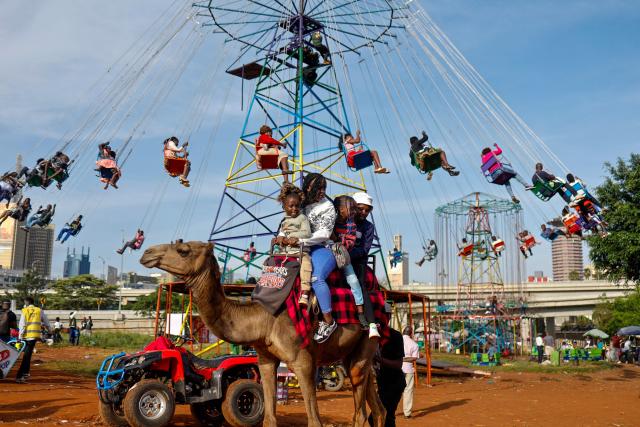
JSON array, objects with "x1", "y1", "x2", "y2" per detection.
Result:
[
  {"x1": 341, "y1": 130, "x2": 390, "y2": 174},
  {"x1": 163, "y1": 136, "x2": 191, "y2": 187},
  {"x1": 96, "y1": 142, "x2": 121, "y2": 189},
  {"x1": 409, "y1": 131, "x2": 459, "y2": 180},
  {"x1": 255, "y1": 125, "x2": 293, "y2": 183}
]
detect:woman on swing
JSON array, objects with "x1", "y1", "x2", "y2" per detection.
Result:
[
  {"x1": 341, "y1": 130, "x2": 390, "y2": 174},
  {"x1": 96, "y1": 142, "x2": 121, "y2": 189},
  {"x1": 481, "y1": 143, "x2": 532, "y2": 203},
  {"x1": 255, "y1": 125, "x2": 293, "y2": 183}
]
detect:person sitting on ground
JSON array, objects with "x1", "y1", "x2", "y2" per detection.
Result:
[
  {"x1": 516, "y1": 230, "x2": 535, "y2": 258},
  {"x1": 481, "y1": 143, "x2": 532, "y2": 203},
  {"x1": 273, "y1": 183, "x2": 312, "y2": 307},
  {"x1": 540, "y1": 223, "x2": 566, "y2": 241},
  {"x1": 490, "y1": 235, "x2": 505, "y2": 256},
  {"x1": 332, "y1": 195, "x2": 379, "y2": 338},
  {"x1": 243, "y1": 242, "x2": 257, "y2": 264},
  {"x1": 310, "y1": 31, "x2": 331, "y2": 64},
  {"x1": 96, "y1": 142, "x2": 121, "y2": 189},
  {"x1": 416, "y1": 240, "x2": 438, "y2": 267},
  {"x1": 0, "y1": 172, "x2": 22, "y2": 207},
  {"x1": 255, "y1": 125, "x2": 293, "y2": 182},
  {"x1": 409, "y1": 131, "x2": 459, "y2": 180},
  {"x1": 56, "y1": 215, "x2": 83, "y2": 243},
  {"x1": 0, "y1": 197, "x2": 31, "y2": 226},
  {"x1": 163, "y1": 136, "x2": 191, "y2": 187},
  {"x1": 294, "y1": 173, "x2": 337, "y2": 343},
  {"x1": 531, "y1": 163, "x2": 575, "y2": 199},
  {"x1": 116, "y1": 229, "x2": 145, "y2": 255},
  {"x1": 341, "y1": 130, "x2": 390, "y2": 174},
  {"x1": 22, "y1": 204, "x2": 56, "y2": 230}
]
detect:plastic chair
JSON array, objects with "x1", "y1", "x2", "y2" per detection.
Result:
[
  {"x1": 411, "y1": 148, "x2": 443, "y2": 174},
  {"x1": 530, "y1": 179, "x2": 563, "y2": 201},
  {"x1": 347, "y1": 145, "x2": 374, "y2": 171}
]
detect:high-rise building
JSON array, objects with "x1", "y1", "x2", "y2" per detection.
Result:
[
  {"x1": 63, "y1": 247, "x2": 91, "y2": 278},
  {"x1": 0, "y1": 205, "x2": 54, "y2": 277},
  {"x1": 551, "y1": 236, "x2": 584, "y2": 281},
  {"x1": 387, "y1": 234, "x2": 409, "y2": 287},
  {"x1": 107, "y1": 265, "x2": 118, "y2": 285}
]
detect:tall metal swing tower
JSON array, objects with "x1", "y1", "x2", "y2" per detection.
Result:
[{"x1": 195, "y1": 0, "x2": 402, "y2": 280}]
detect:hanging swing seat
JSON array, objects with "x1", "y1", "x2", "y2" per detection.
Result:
[
  {"x1": 521, "y1": 235, "x2": 536, "y2": 249},
  {"x1": 98, "y1": 167, "x2": 114, "y2": 183},
  {"x1": 411, "y1": 148, "x2": 442, "y2": 174},
  {"x1": 255, "y1": 138, "x2": 284, "y2": 170},
  {"x1": 346, "y1": 145, "x2": 374, "y2": 171},
  {"x1": 458, "y1": 243, "x2": 474, "y2": 257},
  {"x1": 26, "y1": 168, "x2": 69, "y2": 189},
  {"x1": 164, "y1": 157, "x2": 188, "y2": 177},
  {"x1": 481, "y1": 155, "x2": 516, "y2": 185},
  {"x1": 530, "y1": 180, "x2": 563, "y2": 201},
  {"x1": 70, "y1": 224, "x2": 83, "y2": 236}
]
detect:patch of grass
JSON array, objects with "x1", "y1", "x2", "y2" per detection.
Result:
[
  {"x1": 47, "y1": 359, "x2": 101, "y2": 378},
  {"x1": 431, "y1": 352, "x2": 616, "y2": 374},
  {"x1": 55, "y1": 331, "x2": 154, "y2": 351}
]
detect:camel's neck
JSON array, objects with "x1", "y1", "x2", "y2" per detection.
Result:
[{"x1": 187, "y1": 263, "x2": 269, "y2": 345}]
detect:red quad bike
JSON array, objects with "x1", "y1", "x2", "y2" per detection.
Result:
[{"x1": 96, "y1": 336, "x2": 264, "y2": 427}]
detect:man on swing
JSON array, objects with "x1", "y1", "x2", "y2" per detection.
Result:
[{"x1": 409, "y1": 131, "x2": 459, "y2": 180}]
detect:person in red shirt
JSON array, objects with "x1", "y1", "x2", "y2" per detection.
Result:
[{"x1": 256, "y1": 125, "x2": 293, "y2": 183}]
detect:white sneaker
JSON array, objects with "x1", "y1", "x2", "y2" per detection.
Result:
[
  {"x1": 315, "y1": 321, "x2": 337, "y2": 343},
  {"x1": 313, "y1": 321, "x2": 328, "y2": 342},
  {"x1": 368, "y1": 323, "x2": 380, "y2": 339}
]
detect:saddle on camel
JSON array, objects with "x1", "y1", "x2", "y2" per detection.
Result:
[{"x1": 141, "y1": 241, "x2": 388, "y2": 427}]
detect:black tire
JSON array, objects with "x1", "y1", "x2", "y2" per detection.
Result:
[
  {"x1": 98, "y1": 400, "x2": 128, "y2": 427},
  {"x1": 221, "y1": 379, "x2": 264, "y2": 427},
  {"x1": 190, "y1": 399, "x2": 224, "y2": 427},
  {"x1": 123, "y1": 379, "x2": 176, "y2": 427},
  {"x1": 323, "y1": 366, "x2": 345, "y2": 392}
]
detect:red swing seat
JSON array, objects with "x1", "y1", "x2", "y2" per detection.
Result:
[{"x1": 165, "y1": 157, "x2": 187, "y2": 177}]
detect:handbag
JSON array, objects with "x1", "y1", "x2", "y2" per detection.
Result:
[
  {"x1": 331, "y1": 242, "x2": 351, "y2": 269},
  {"x1": 253, "y1": 256, "x2": 300, "y2": 315}
]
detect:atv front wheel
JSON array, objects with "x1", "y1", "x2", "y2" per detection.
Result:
[
  {"x1": 98, "y1": 400, "x2": 128, "y2": 426},
  {"x1": 123, "y1": 379, "x2": 176, "y2": 427},
  {"x1": 221, "y1": 379, "x2": 264, "y2": 427},
  {"x1": 190, "y1": 399, "x2": 223, "y2": 426}
]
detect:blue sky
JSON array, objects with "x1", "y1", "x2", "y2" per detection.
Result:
[{"x1": 0, "y1": 0, "x2": 638, "y2": 281}]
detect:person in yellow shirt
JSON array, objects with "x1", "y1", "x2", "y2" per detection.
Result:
[{"x1": 16, "y1": 297, "x2": 50, "y2": 383}]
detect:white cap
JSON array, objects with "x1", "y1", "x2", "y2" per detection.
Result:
[{"x1": 353, "y1": 192, "x2": 373, "y2": 207}]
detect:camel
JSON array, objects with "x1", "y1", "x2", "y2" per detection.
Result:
[{"x1": 141, "y1": 240, "x2": 385, "y2": 427}]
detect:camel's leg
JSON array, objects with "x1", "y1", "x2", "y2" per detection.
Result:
[
  {"x1": 346, "y1": 338, "x2": 379, "y2": 427},
  {"x1": 365, "y1": 370, "x2": 386, "y2": 427},
  {"x1": 291, "y1": 353, "x2": 322, "y2": 427},
  {"x1": 257, "y1": 351, "x2": 279, "y2": 427}
]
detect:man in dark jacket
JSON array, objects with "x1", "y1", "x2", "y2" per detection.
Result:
[{"x1": 0, "y1": 300, "x2": 18, "y2": 342}]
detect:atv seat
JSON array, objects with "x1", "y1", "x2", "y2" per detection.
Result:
[{"x1": 188, "y1": 353, "x2": 255, "y2": 371}]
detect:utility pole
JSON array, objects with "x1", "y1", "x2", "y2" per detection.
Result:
[{"x1": 117, "y1": 230, "x2": 124, "y2": 316}]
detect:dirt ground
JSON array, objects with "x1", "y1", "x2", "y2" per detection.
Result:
[{"x1": 1, "y1": 346, "x2": 639, "y2": 426}]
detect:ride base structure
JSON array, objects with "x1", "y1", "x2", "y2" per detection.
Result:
[
  {"x1": 203, "y1": 3, "x2": 394, "y2": 283},
  {"x1": 434, "y1": 193, "x2": 526, "y2": 354}
]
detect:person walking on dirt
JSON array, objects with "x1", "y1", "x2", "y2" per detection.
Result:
[
  {"x1": 53, "y1": 317, "x2": 63, "y2": 344},
  {"x1": 86, "y1": 316, "x2": 93, "y2": 337},
  {"x1": 402, "y1": 326, "x2": 419, "y2": 419},
  {"x1": 535, "y1": 333, "x2": 544, "y2": 364},
  {"x1": 0, "y1": 300, "x2": 17, "y2": 342},
  {"x1": 16, "y1": 296, "x2": 50, "y2": 383}
]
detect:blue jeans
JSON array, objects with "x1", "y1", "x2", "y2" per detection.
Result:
[
  {"x1": 27, "y1": 215, "x2": 42, "y2": 228},
  {"x1": 310, "y1": 246, "x2": 336, "y2": 314},
  {"x1": 58, "y1": 227, "x2": 72, "y2": 243},
  {"x1": 343, "y1": 264, "x2": 364, "y2": 305}
]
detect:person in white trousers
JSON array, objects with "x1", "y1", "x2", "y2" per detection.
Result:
[{"x1": 402, "y1": 325, "x2": 420, "y2": 418}]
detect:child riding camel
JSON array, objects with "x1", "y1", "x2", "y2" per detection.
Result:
[{"x1": 273, "y1": 183, "x2": 313, "y2": 307}]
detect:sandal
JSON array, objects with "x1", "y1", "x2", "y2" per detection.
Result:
[{"x1": 374, "y1": 168, "x2": 390, "y2": 174}]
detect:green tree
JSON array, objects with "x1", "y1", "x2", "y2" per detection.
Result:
[
  {"x1": 47, "y1": 275, "x2": 118, "y2": 310},
  {"x1": 592, "y1": 291, "x2": 640, "y2": 335},
  {"x1": 5, "y1": 269, "x2": 48, "y2": 305},
  {"x1": 560, "y1": 315, "x2": 594, "y2": 332},
  {"x1": 126, "y1": 288, "x2": 184, "y2": 316},
  {"x1": 568, "y1": 270, "x2": 581, "y2": 281},
  {"x1": 588, "y1": 154, "x2": 640, "y2": 285}
]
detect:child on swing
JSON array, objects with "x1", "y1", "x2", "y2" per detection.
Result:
[
  {"x1": 332, "y1": 195, "x2": 380, "y2": 338},
  {"x1": 273, "y1": 183, "x2": 313, "y2": 307}
]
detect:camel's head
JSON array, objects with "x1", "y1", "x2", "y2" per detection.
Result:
[{"x1": 140, "y1": 240, "x2": 218, "y2": 283}]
